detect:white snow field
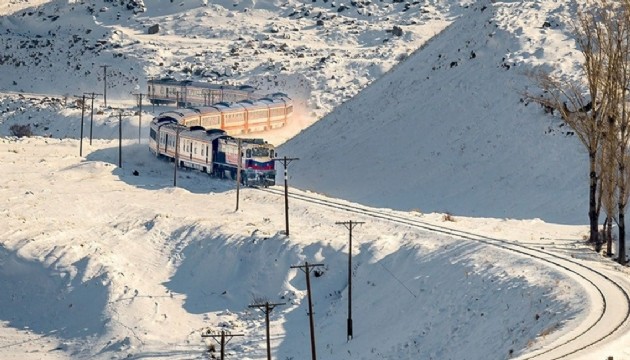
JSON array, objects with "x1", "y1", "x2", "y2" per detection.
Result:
[{"x1": 1, "y1": 0, "x2": 630, "y2": 359}]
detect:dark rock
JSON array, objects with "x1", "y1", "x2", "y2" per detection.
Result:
[{"x1": 148, "y1": 24, "x2": 159, "y2": 35}]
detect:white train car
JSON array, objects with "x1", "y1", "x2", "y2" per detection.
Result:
[{"x1": 148, "y1": 78, "x2": 260, "y2": 107}]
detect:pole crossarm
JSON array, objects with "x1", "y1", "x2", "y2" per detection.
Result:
[
  {"x1": 335, "y1": 220, "x2": 364, "y2": 341},
  {"x1": 201, "y1": 329, "x2": 244, "y2": 360}
]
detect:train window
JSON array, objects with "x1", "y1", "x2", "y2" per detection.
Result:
[
  {"x1": 270, "y1": 149, "x2": 275, "y2": 158},
  {"x1": 251, "y1": 148, "x2": 269, "y2": 157},
  {"x1": 246, "y1": 149, "x2": 251, "y2": 158}
]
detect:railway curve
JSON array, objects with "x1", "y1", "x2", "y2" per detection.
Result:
[{"x1": 259, "y1": 186, "x2": 630, "y2": 359}]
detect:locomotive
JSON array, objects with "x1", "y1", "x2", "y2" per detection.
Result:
[{"x1": 149, "y1": 117, "x2": 276, "y2": 186}]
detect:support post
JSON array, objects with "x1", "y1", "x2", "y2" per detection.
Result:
[
  {"x1": 173, "y1": 126, "x2": 183, "y2": 186},
  {"x1": 133, "y1": 92, "x2": 145, "y2": 144},
  {"x1": 118, "y1": 112, "x2": 122, "y2": 168},
  {"x1": 100, "y1": 65, "x2": 110, "y2": 107},
  {"x1": 335, "y1": 220, "x2": 365, "y2": 341},
  {"x1": 249, "y1": 301, "x2": 285, "y2": 360},
  {"x1": 291, "y1": 262, "x2": 324, "y2": 360},
  {"x1": 76, "y1": 94, "x2": 86, "y2": 156},
  {"x1": 84, "y1": 92, "x2": 101, "y2": 145},
  {"x1": 201, "y1": 330, "x2": 244, "y2": 360},
  {"x1": 236, "y1": 138, "x2": 242, "y2": 211},
  {"x1": 273, "y1": 156, "x2": 299, "y2": 236}
]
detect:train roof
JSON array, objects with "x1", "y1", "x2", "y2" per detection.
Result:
[
  {"x1": 159, "y1": 122, "x2": 227, "y2": 141},
  {"x1": 238, "y1": 99, "x2": 270, "y2": 110},
  {"x1": 192, "y1": 106, "x2": 222, "y2": 115},
  {"x1": 211, "y1": 102, "x2": 246, "y2": 112},
  {"x1": 148, "y1": 78, "x2": 257, "y2": 93},
  {"x1": 155, "y1": 109, "x2": 199, "y2": 122}
]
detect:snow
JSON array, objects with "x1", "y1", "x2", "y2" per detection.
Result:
[{"x1": 1, "y1": 0, "x2": 630, "y2": 359}]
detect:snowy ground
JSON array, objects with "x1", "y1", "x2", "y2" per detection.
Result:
[
  {"x1": 0, "y1": 135, "x2": 628, "y2": 360},
  {"x1": 2, "y1": 0, "x2": 630, "y2": 359}
]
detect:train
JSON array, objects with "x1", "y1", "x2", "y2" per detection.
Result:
[
  {"x1": 148, "y1": 117, "x2": 276, "y2": 187},
  {"x1": 153, "y1": 93, "x2": 292, "y2": 136},
  {"x1": 148, "y1": 78, "x2": 262, "y2": 107},
  {"x1": 148, "y1": 79, "x2": 293, "y2": 136}
]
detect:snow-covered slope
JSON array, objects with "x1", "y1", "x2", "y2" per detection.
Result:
[
  {"x1": 279, "y1": 0, "x2": 586, "y2": 224},
  {"x1": 2, "y1": 0, "x2": 630, "y2": 359}
]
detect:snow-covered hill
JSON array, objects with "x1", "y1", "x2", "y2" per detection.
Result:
[
  {"x1": 2, "y1": 0, "x2": 630, "y2": 359},
  {"x1": 279, "y1": 0, "x2": 586, "y2": 224}
]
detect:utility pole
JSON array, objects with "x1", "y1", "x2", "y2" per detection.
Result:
[
  {"x1": 75, "y1": 94, "x2": 86, "y2": 157},
  {"x1": 201, "y1": 329, "x2": 244, "y2": 360},
  {"x1": 100, "y1": 65, "x2": 110, "y2": 107},
  {"x1": 291, "y1": 262, "x2": 324, "y2": 360},
  {"x1": 249, "y1": 301, "x2": 285, "y2": 360},
  {"x1": 118, "y1": 111, "x2": 123, "y2": 168},
  {"x1": 273, "y1": 156, "x2": 299, "y2": 236},
  {"x1": 335, "y1": 220, "x2": 365, "y2": 341},
  {"x1": 236, "y1": 138, "x2": 242, "y2": 211},
  {"x1": 173, "y1": 125, "x2": 184, "y2": 187},
  {"x1": 84, "y1": 92, "x2": 101, "y2": 145},
  {"x1": 132, "y1": 92, "x2": 145, "y2": 143}
]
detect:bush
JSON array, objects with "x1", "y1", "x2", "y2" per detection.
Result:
[
  {"x1": 9, "y1": 124, "x2": 33, "y2": 137},
  {"x1": 442, "y1": 212, "x2": 455, "y2": 222}
]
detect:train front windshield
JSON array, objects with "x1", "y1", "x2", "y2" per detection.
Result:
[{"x1": 251, "y1": 147, "x2": 271, "y2": 158}]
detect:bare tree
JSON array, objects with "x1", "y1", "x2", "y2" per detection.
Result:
[
  {"x1": 609, "y1": 1, "x2": 630, "y2": 264},
  {"x1": 526, "y1": 0, "x2": 621, "y2": 249},
  {"x1": 528, "y1": 72, "x2": 602, "y2": 247},
  {"x1": 599, "y1": 114, "x2": 617, "y2": 256}
]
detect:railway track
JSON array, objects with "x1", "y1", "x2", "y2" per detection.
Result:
[{"x1": 259, "y1": 186, "x2": 630, "y2": 359}]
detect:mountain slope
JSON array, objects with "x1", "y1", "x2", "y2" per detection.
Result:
[{"x1": 279, "y1": 0, "x2": 586, "y2": 224}]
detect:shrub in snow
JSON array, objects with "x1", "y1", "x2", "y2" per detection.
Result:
[{"x1": 9, "y1": 124, "x2": 32, "y2": 138}]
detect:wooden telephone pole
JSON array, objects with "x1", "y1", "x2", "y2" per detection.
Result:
[
  {"x1": 99, "y1": 65, "x2": 110, "y2": 107},
  {"x1": 83, "y1": 92, "x2": 101, "y2": 145},
  {"x1": 201, "y1": 329, "x2": 244, "y2": 360},
  {"x1": 173, "y1": 125, "x2": 184, "y2": 187},
  {"x1": 249, "y1": 301, "x2": 285, "y2": 360},
  {"x1": 291, "y1": 261, "x2": 324, "y2": 360},
  {"x1": 132, "y1": 92, "x2": 146, "y2": 143},
  {"x1": 335, "y1": 220, "x2": 364, "y2": 341},
  {"x1": 117, "y1": 111, "x2": 123, "y2": 168},
  {"x1": 74, "y1": 94, "x2": 86, "y2": 156},
  {"x1": 236, "y1": 139, "x2": 242, "y2": 211},
  {"x1": 273, "y1": 156, "x2": 299, "y2": 236}
]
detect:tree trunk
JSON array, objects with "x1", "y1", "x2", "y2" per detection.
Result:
[
  {"x1": 606, "y1": 216, "x2": 613, "y2": 256},
  {"x1": 619, "y1": 208, "x2": 626, "y2": 264},
  {"x1": 589, "y1": 156, "x2": 600, "y2": 247}
]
